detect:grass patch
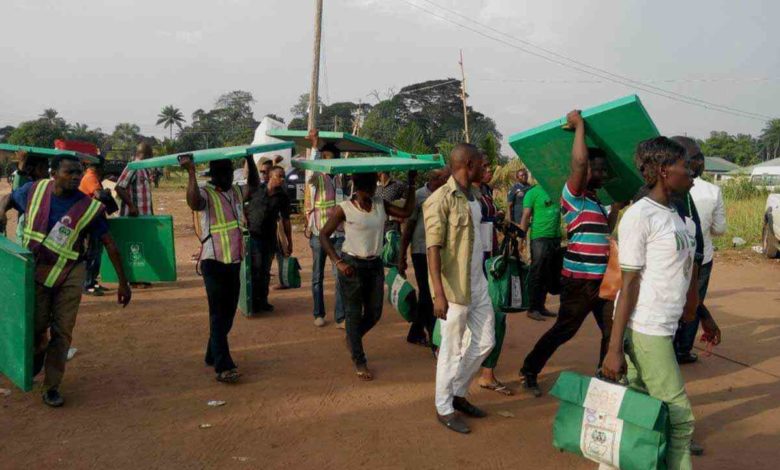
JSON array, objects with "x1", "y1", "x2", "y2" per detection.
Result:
[{"x1": 714, "y1": 194, "x2": 766, "y2": 252}]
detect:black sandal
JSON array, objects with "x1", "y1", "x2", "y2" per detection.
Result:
[{"x1": 216, "y1": 369, "x2": 241, "y2": 384}]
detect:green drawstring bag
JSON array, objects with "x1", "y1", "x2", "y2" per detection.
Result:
[
  {"x1": 432, "y1": 318, "x2": 442, "y2": 347},
  {"x1": 550, "y1": 371, "x2": 670, "y2": 470},
  {"x1": 385, "y1": 267, "x2": 417, "y2": 322},
  {"x1": 279, "y1": 256, "x2": 301, "y2": 289},
  {"x1": 238, "y1": 235, "x2": 253, "y2": 317},
  {"x1": 485, "y1": 235, "x2": 529, "y2": 313},
  {"x1": 381, "y1": 230, "x2": 401, "y2": 268}
]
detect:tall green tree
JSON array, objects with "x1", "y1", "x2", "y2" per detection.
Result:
[
  {"x1": 393, "y1": 122, "x2": 430, "y2": 154},
  {"x1": 156, "y1": 105, "x2": 186, "y2": 140},
  {"x1": 39, "y1": 108, "x2": 60, "y2": 124},
  {"x1": 759, "y1": 119, "x2": 780, "y2": 161},
  {"x1": 6, "y1": 118, "x2": 68, "y2": 147},
  {"x1": 699, "y1": 131, "x2": 759, "y2": 166},
  {"x1": 177, "y1": 90, "x2": 259, "y2": 151},
  {"x1": 288, "y1": 93, "x2": 371, "y2": 132}
]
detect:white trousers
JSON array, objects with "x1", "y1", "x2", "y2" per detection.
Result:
[{"x1": 435, "y1": 286, "x2": 496, "y2": 415}]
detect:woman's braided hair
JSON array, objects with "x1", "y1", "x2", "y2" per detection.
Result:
[{"x1": 634, "y1": 137, "x2": 686, "y2": 187}]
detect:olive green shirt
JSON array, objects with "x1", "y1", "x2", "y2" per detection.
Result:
[{"x1": 423, "y1": 176, "x2": 480, "y2": 305}]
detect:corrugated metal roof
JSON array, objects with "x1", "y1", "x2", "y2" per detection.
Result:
[{"x1": 704, "y1": 156, "x2": 741, "y2": 173}]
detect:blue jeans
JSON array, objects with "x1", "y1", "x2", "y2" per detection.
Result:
[
  {"x1": 674, "y1": 261, "x2": 713, "y2": 357},
  {"x1": 310, "y1": 235, "x2": 345, "y2": 322}
]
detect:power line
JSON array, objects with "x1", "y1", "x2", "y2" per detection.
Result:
[
  {"x1": 400, "y1": 0, "x2": 774, "y2": 122},
  {"x1": 413, "y1": 0, "x2": 774, "y2": 120}
]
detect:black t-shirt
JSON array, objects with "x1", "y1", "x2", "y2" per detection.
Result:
[{"x1": 248, "y1": 186, "x2": 291, "y2": 242}]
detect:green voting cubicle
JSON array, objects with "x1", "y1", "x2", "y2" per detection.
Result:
[
  {"x1": 0, "y1": 236, "x2": 35, "y2": 391},
  {"x1": 100, "y1": 216, "x2": 177, "y2": 283},
  {"x1": 508, "y1": 95, "x2": 659, "y2": 204}
]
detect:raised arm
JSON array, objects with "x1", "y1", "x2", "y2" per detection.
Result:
[
  {"x1": 565, "y1": 109, "x2": 589, "y2": 196},
  {"x1": 384, "y1": 171, "x2": 417, "y2": 219},
  {"x1": 180, "y1": 156, "x2": 206, "y2": 211},
  {"x1": 244, "y1": 155, "x2": 260, "y2": 196}
]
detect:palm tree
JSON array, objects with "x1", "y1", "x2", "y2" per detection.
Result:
[
  {"x1": 759, "y1": 119, "x2": 780, "y2": 161},
  {"x1": 156, "y1": 105, "x2": 186, "y2": 140},
  {"x1": 39, "y1": 108, "x2": 59, "y2": 123}
]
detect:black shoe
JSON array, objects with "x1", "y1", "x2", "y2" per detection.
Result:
[
  {"x1": 690, "y1": 440, "x2": 704, "y2": 456},
  {"x1": 527, "y1": 311, "x2": 547, "y2": 321},
  {"x1": 42, "y1": 388, "x2": 64, "y2": 407},
  {"x1": 453, "y1": 396, "x2": 487, "y2": 418},
  {"x1": 540, "y1": 309, "x2": 558, "y2": 318},
  {"x1": 437, "y1": 412, "x2": 470, "y2": 434},
  {"x1": 258, "y1": 303, "x2": 274, "y2": 312},
  {"x1": 521, "y1": 370, "x2": 542, "y2": 398},
  {"x1": 677, "y1": 352, "x2": 698, "y2": 365}
]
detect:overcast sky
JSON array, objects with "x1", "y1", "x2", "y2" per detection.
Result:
[{"x1": 1, "y1": 0, "x2": 778, "y2": 151}]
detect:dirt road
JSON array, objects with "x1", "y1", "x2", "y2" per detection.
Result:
[{"x1": 1, "y1": 184, "x2": 779, "y2": 469}]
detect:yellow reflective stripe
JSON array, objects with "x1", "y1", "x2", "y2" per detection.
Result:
[
  {"x1": 23, "y1": 181, "x2": 51, "y2": 247},
  {"x1": 44, "y1": 199, "x2": 102, "y2": 285},
  {"x1": 43, "y1": 199, "x2": 102, "y2": 287},
  {"x1": 204, "y1": 187, "x2": 233, "y2": 263}
]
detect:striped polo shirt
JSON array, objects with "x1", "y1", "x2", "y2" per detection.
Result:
[{"x1": 560, "y1": 182, "x2": 610, "y2": 280}]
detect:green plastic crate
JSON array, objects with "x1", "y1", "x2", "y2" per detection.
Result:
[
  {"x1": 292, "y1": 156, "x2": 444, "y2": 175},
  {"x1": 0, "y1": 235, "x2": 35, "y2": 391},
  {"x1": 508, "y1": 95, "x2": 658, "y2": 204},
  {"x1": 100, "y1": 216, "x2": 177, "y2": 283}
]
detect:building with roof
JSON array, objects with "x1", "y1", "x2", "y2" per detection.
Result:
[{"x1": 704, "y1": 156, "x2": 741, "y2": 182}]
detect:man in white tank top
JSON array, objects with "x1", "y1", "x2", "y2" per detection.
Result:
[{"x1": 424, "y1": 144, "x2": 496, "y2": 434}]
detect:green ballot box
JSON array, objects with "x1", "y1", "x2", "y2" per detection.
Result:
[
  {"x1": 238, "y1": 235, "x2": 253, "y2": 317},
  {"x1": 508, "y1": 94, "x2": 659, "y2": 204},
  {"x1": 0, "y1": 236, "x2": 35, "y2": 391},
  {"x1": 100, "y1": 216, "x2": 177, "y2": 283}
]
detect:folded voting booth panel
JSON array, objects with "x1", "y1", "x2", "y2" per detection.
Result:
[
  {"x1": 292, "y1": 156, "x2": 444, "y2": 175},
  {"x1": 100, "y1": 216, "x2": 177, "y2": 283},
  {"x1": 239, "y1": 236, "x2": 253, "y2": 317},
  {"x1": 0, "y1": 236, "x2": 35, "y2": 391},
  {"x1": 508, "y1": 95, "x2": 658, "y2": 204}
]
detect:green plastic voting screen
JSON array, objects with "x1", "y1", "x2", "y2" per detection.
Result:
[
  {"x1": 126, "y1": 142, "x2": 296, "y2": 170},
  {"x1": 100, "y1": 216, "x2": 177, "y2": 283},
  {"x1": 292, "y1": 156, "x2": 444, "y2": 175},
  {"x1": 0, "y1": 236, "x2": 35, "y2": 391},
  {"x1": 238, "y1": 235, "x2": 253, "y2": 317},
  {"x1": 266, "y1": 130, "x2": 394, "y2": 154},
  {"x1": 508, "y1": 95, "x2": 658, "y2": 204},
  {"x1": 0, "y1": 143, "x2": 100, "y2": 164}
]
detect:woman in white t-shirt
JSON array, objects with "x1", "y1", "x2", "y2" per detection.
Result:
[
  {"x1": 319, "y1": 171, "x2": 417, "y2": 381},
  {"x1": 602, "y1": 137, "x2": 720, "y2": 470}
]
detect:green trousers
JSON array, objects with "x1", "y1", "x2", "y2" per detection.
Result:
[
  {"x1": 625, "y1": 328, "x2": 694, "y2": 470},
  {"x1": 481, "y1": 310, "x2": 506, "y2": 369}
]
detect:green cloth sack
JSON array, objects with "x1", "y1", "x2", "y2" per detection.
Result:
[
  {"x1": 550, "y1": 371, "x2": 670, "y2": 470},
  {"x1": 279, "y1": 256, "x2": 301, "y2": 288},
  {"x1": 485, "y1": 237, "x2": 529, "y2": 313},
  {"x1": 432, "y1": 318, "x2": 441, "y2": 347},
  {"x1": 381, "y1": 230, "x2": 401, "y2": 268},
  {"x1": 385, "y1": 267, "x2": 417, "y2": 322}
]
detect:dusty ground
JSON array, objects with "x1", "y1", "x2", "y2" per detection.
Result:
[{"x1": 1, "y1": 181, "x2": 779, "y2": 469}]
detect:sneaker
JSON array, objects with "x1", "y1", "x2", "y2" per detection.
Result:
[
  {"x1": 527, "y1": 311, "x2": 547, "y2": 321},
  {"x1": 83, "y1": 287, "x2": 104, "y2": 297},
  {"x1": 677, "y1": 352, "x2": 699, "y2": 365},
  {"x1": 521, "y1": 370, "x2": 542, "y2": 397},
  {"x1": 42, "y1": 388, "x2": 64, "y2": 407},
  {"x1": 690, "y1": 440, "x2": 704, "y2": 456},
  {"x1": 314, "y1": 317, "x2": 326, "y2": 327}
]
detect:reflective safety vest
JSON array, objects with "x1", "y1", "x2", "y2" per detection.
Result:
[
  {"x1": 308, "y1": 173, "x2": 344, "y2": 235},
  {"x1": 23, "y1": 180, "x2": 105, "y2": 288},
  {"x1": 202, "y1": 184, "x2": 244, "y2": 264}
]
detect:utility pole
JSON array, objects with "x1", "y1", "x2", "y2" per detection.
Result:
[
  {"x1": 459, "y1": 49, "x2": 470, "y2": 143},
  {"x1": 304, "y1": 0, "x2": 324, "y2": 213}
]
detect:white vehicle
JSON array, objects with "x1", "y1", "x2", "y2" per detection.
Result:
[
  {"x1": 763, "y1": 193, "x2": 780, "y2": 258},
  {"x1": 750, "y1": 157, "x2": 780, "y2": 191}
]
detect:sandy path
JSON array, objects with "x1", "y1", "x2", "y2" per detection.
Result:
[{"x1": 1, "y1": 183, "x2": 778, "y2": 469}]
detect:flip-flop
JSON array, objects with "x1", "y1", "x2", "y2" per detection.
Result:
[
  {"x1": 216, "y1": 369, "x2": 241, "y2": 384},
  {"x1": 355, "y1": 366, "x2": 373, "y2": 381},
  {"x1": 480, "y1": 381, "x2": 514, "y2": 396}
]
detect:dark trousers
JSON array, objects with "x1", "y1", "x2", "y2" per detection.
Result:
[
  {"x1": 82, "y1": 232, "x2": 103, "y2": 290},
  {"x1": 201, "y1": 260, "x2": 240, "y2": 373},
  {"x1": 522, "y1": 277, "x2": 611, "y2": 376},
  {"x1": 337, "y1": 255, "x2": 384, "y2": 366},
  {"x1": 408, "y1": 253, "x2": 435, "y2": 342},
  {"x1": 250, "y1": 237, "x2": 274, "y2": 311},
  {"x1": 674, "y1": 261, "x2": 713, "y2": 357},
  {"x1": 528, "y1": 237, "x2": 562, "y2": 312}
]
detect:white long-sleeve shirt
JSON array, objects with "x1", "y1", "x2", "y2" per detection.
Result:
[{"x1": 689, "y1": 177, "x2": 727, "y2": 264}]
